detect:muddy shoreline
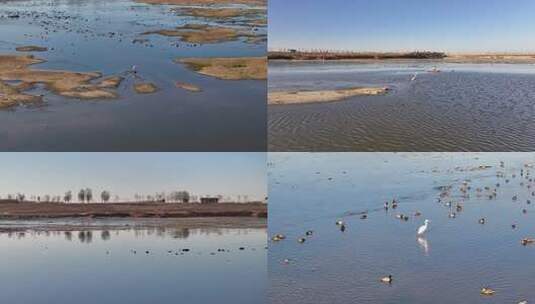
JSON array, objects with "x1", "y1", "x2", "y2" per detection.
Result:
[{"x1": 0, "y1": 201, "x2": 267, "y2": 220}]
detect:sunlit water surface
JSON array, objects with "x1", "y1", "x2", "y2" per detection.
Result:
[
  {"x1": 269, "y1": 152, "x2": 535, "y2": 304},
  {"x1": 0, "y1": 0, "x2": 266, "y2": 151},
  {"x1": 0, "y1": 219, "x2": 267, "y2": 304},
  {"x1": 269, "y1": 61, "x2": 535, "y2": 151}
]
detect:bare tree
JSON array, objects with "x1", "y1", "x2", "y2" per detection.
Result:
[
  {"x1": 16, "y1": 193, "x2": 25, "y2": 202},
  {"x1": 64, "y1": 191, "x2": 72, "y2": 203},
  {"x1": 177, "y1": 191, "x2": 190, "y2": 203},
  {"x1": 101, "y1": 190, "x2": 110, "y2": 203},
  {"x1": 85, "y1": 188, "x2": 92, "y2": 203},
  {"x1": 78, "y1": 189, "x2": 86, "y2": 203}
]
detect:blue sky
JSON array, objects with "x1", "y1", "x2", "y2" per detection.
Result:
[
  {"x1": 0, "y1": 153, "x2": 266, "y2": 201},
  {"x1": 269, "y1": 0, "x2": 535, "y2": 52}
]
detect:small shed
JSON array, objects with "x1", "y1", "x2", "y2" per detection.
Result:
[{"x1": 200, "y1": 197, "x2": 219, "y2": 204}]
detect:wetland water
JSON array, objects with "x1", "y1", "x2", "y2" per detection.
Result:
[
  {"x1": 269, "y1": 152, "x2": 535, "y2": 304},
  {"x1": 0, "y1": 217, "x2": 267, "y2": 304},
  {"x1": 0, "y1": 0, "x2": 266, "y2": 151},
  {"x1": 268, "y1": 61, "x2": 535, "y2": 151}
]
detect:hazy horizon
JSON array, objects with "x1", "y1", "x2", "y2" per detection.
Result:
[
  {"x1": 0, "y1": 153, "x2": 266, "y2": 201},
  {"x1": 269, "y1": 0, "x2": 535, "y2": 53}
]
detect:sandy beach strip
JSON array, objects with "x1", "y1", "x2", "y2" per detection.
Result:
[{"x1": 268, "y1": 87, "x2": 388, "y2": 105}]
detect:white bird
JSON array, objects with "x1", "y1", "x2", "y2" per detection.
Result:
[
  {"x1": 417, "y1": 219, "x2": 430, "y2": 235},
  {"x1": 410, "y1": 73, "x2": 417, "y2": 81}
]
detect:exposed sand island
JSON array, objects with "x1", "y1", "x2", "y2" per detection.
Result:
[
  {"x1": 15, "y1": 45, "x2": 48, "y2": 52},
  {"x1": 268, "y1": 87, "x2": 388, "y2": 105},
  {"x1": 134, "y1": 82, "x2": 158, "y2": 94},
  {"x1": 143, "y1": 24, "x2": 257, "y2": 44},
  {"x1": 0, "y1": 201, "x2": 267, "y2": 220},
  {"x1": 176, "y1": 82, "x2": 201, "y2": 92},
  {"x1": 178, "y1": 57, "x2": 266, "y2": 80},
  {"x1": 174, "y1": 7, "x2": 264, "y2": 19},
  {"x1": 136, "y1": 0, "x2": 266, "y2": 6},
  {"x1": 0, "y1": 55, "x2": 121, "y2": 108}
]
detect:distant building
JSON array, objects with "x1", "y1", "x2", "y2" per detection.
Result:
[{"x1": 200, "y1": 197, "x2": 219, "y2": 204}]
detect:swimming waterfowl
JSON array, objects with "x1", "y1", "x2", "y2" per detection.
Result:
[
  {"x1": 521, "y1": 238, "x2": 535, "y2": 246},
  {"x1": 340, "y1": 224, "x2": 346, "y2": 232},
  {"x1": 480, "y1": 287, "x2": 495, "y2": 296},
  {"x1": 360, "y1": 214, "x2": 368, "y2": 219},
  {"x1": 417, "y1": 219, "x2": 429, "y2": 235},
  {"x1": 512, "y1": 224, "x2": 517, "y2": 229},
  {"x1": 297, "y1": 237, "x2": 306, "y2": 243},
  {"x1": 479, "y1": 218, "x2": 486, "y2": 224},
  {"x1": 449, "y1": 212, "x2": 457, "y2": 218},
  {"x1": 522, "y1": 209, "x2": 527, "y2": 214},
  {"x1": 380, "y1": 275, "x2": 393, "y2": 284},
  {"x1": 414, "y1": 211, "x2": 422, "y2": 216},
  {"x1": 336, "y1": 220, "x2": 344, "y2": 226},
  {"x1": 305, "y1": 230, "x2": 313, "y2": 236},
  {"x1": 272, "y1": 234, "x2": 286, "y2": 241}
]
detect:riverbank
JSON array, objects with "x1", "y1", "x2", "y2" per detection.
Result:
[
  {"x1": 0, "y1": 201, "x2": 267, "y2": 219},
  {"x1": 268, "y1": 51, "x2": 535, "y2": 63}
]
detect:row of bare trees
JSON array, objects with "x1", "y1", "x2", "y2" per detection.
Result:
[{"x1": 2, "y1": 191, "x2": 254, "y2": 203}]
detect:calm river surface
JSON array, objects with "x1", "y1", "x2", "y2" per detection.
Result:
[
  {"x1": 269, "y1": 152, "x2": 535, "y2": 304},
  {"x1": 0, "y1": 217, "x2": 267, "y2": 304},
  {"x1": 269, "y1": 61, "x2": 535, "y2": 151},
  {"x1": 0, "y1": 0, "x2": 266, "y2": 151}
]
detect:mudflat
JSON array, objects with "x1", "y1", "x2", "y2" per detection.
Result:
[
  {"x1": 0, "y1": 201, "x2": 267, "y2": 219},
  {"x1": 174, "y1": 7, "x2": 264, "y2": 19},
  {"x1": 178, "y1": 57, "x2": 266, "y2": 80},
  {"x1": 268, "y1": 87, "x2": 388, "y2": 105},
  {"x1": 143, "y1": 24, "x2": 256, "y2": 44},
  {"x1": 0, "y1": 55, "x2": 121, "y2": 107}
]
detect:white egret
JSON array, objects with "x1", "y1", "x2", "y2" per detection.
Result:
[{"x1": 417, "y1": 219, "x2": 429, "y2": 235}]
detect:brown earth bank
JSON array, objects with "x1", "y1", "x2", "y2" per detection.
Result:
[
  {"x1": 268, "y1": 51, "x2": 535, "y2": 63},
  {"x1": 136, "y1": 0, "x2": 266, "y2": 6},
  {"x1": 173, "y1": 7, "x2": 264, "y2": 19},
  {"x1": 0, "y1": 201, "x2": 267, "y2": 219},
  {"x1": 178, "y1": 56, "x2": 266, "y2": 80}
]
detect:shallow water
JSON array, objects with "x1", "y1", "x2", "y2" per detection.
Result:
[
  {"x1": 269, "y1": 152, "x2": 535, "y2": 304},
  {"x1": 0, "y1": 218, "x2": 267, "y2": 304},
  {"x1": 0, "y1": 0, "x2": 266, "y2": 151},
  {"x1": 268, "y1": 61, "x2": 535, "y2": 151}
]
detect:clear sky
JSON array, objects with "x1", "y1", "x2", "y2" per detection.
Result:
[
  {"x1": 0, "y1": 153, "x2": 266, "y2": 201},
  {"x1": 269, "y1": 0, "x2": 535, "y2": 52}
]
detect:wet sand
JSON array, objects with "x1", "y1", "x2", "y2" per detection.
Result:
[
  {"x1": 134, "y1": 82, "x2": 158, "y2": 94},
  {"x1": 175, "y1": 7, "x2": 264, "y2": 19},
  {"x1": 178, "y1": 57, "x2": 266, "y2": 80},
  {"x1": 0, "y1": 201, "x2": 267, "y2": 219},
  {"x1": 268, "y1": 87, "x2": 388, "y2": 105}
]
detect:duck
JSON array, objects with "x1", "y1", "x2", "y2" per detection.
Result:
[
  {"x1": 272, "y1": 234, "x2": 286, "y2": 241},
  {"x1": 360, "y1": 214, "x2": 368, "y2": 220},
  {"x1": 480, "y1": 287, "x2": 496, "y2": 296},
  {"x1": 297, "y1": 237, "x2": 306, "y2": 243},
  {"x1": 340, "y1": 224, "x2": 346, "y2": 232},
  {"x1": 380, "y1": 275, "x2": 393, "y2": 284},
  {"x1": 479, "y1": 218, "x2": 486, "y2": 224},
  {"x1": 336, "y1": 220, "x2": 344, "y2": 226},
  {"x1": 521, "y1": 238, "x2": 535, "y2": 246},
  {"x1": 305, "y1": 230, "x2": 313, "y2": 236},
  {"x1": 522, "y1": 209, "x2": 528, "y2": 214},
  {"x1": 449, "y1": 212, "x2": 457, "y2": 218}
]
